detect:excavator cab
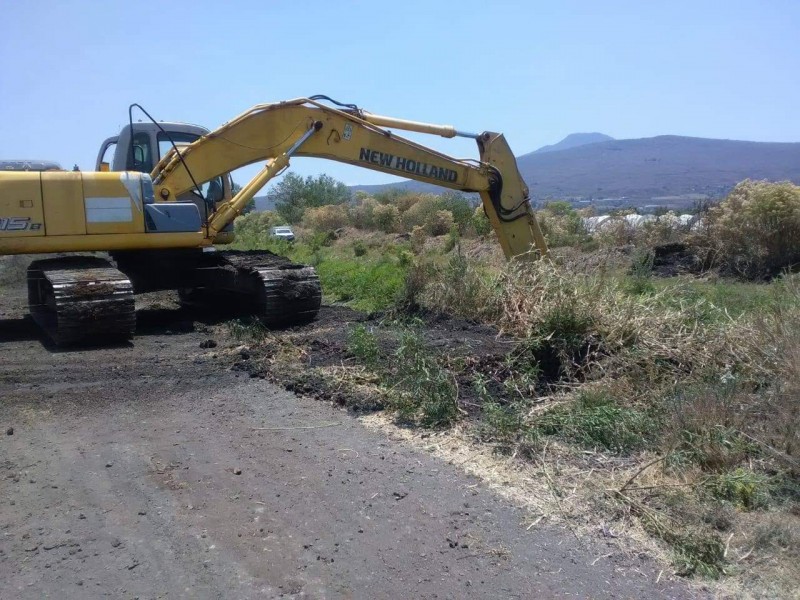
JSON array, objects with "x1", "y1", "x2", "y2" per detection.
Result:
[{"x1": 96, "y1": 123, "x2": 233, "y2": 230}]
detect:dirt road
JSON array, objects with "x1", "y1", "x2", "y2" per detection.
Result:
[{"x1": 0, "y1": 283, "x2": 705, "y2": 599}]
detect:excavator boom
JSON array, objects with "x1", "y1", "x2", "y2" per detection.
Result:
[{"x1": 152, "y1": 98, "x2": 547, "y2": 258}]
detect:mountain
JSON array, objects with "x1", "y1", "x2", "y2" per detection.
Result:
[
  {"x1": 350, "y1": 135, "x2": 800, "y2": 211},
  {"x1": 533, "y1": 132, "x2": 614, "y2": 154}
]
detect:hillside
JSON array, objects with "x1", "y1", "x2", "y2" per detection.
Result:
[
  {"x1": 351, "y1": 134, "x2": 800, "y2": 211},
  {"x1": 533, "y1": 132, "x2": 614, "y2": 153}
]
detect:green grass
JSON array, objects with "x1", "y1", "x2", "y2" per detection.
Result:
[
  {"x1": 315, "y1": 257, "x2": 406, "y2": 313},
  {"x1": 228, "y1": 234, "x2": 407, "y2": 313},
  {"x1": 705, "y1": 468, "x2": 771, "y2": 510},
  {"x1": 345, "y1": 322, "x2": 458, "y2": 427},
  {"x1": 347, "y1": 324, "x2": 380, "y2": 367},
  {"x1": 534, "y1": 391, "x2": 657, "y2": 454},
  {"x1": 652, "y1": 277, "x2": 797, "y2": 319}
]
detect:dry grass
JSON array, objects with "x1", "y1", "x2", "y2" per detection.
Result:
[{"x1": 362, "y1": 252, "x2": 799, "y2": 595}]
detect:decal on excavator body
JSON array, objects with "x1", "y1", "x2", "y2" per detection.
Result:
[
  {"x1": 0, "y1": 217, "x2": 41, "y2": 231},
  {"x1": 358, "y1": 147, "x2": 458, "y2": 183}
]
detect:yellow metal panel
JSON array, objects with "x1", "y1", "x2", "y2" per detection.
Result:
[
  {"x1": 81, "y1": 172, "x2": 145, "y2": 235},
  {"x1": 42, "y1": 172, "x2": 86, "y2": 236},
  {"x1": 0, "y1": 172, "x2": 45, "y2": 237},
  {"x1": 0, "y1": 231, "x2": 207, "y2": 255}
]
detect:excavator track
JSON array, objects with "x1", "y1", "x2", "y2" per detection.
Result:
[
  {"x1": 175, "y1": 250, "x2": 322, "y2": 326},
  {"x1": 27, "y1": 257, "x2": 135, "y2": 346}
]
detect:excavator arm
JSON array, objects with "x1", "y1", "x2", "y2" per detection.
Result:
[{"x1": 153, "y1": 98, "x2": 547, "y2": 259}]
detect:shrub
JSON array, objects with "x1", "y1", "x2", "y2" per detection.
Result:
[
  {"x1": 271, "y1": 173, "x2": 351, "y2": 224},
  {"x1": 643, "y1": 211, "x2": 691, "y2": 245},
  {"x1": 472, "y1": 205, "x2": 492, "y2": 236},
  {"x1": 410, "y1": 226, "x2": 426, "y2": 254},
  {"x1": 302, "y1": 204, "x2": 350, "y2": 232},
  {"x1": 701, "y1": 180, "x2": 800, "y2": 278},
  {"x1": 350, "y1": 196, "x2": 379, "y2": 229},
  {"x1": 427, "y1": 210, "x2": 455, "y2": 236},
  {"x1": 353, "y1": 240, "x2": 367, "y2": 257},
  {"x1": 401, "y1": 194, "x2": 443, "y2": 231},
  {"x1": 536, "y1": 201, "x2": 587, "y2": 247},
  {"x1": 443, "y1": 224, "x2": 460, "y2": 253},
  {"x1": 372, "y1": 204, "x2": 400, "y2": 233},
  {"x1": 393, "y1": 192, "x2": 422, "y2": 213},
  {"x1": 438, "y1": 192, "x2": 475, "y2": 233}
]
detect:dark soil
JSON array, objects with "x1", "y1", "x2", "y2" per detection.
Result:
[
  {"x1": 651, "y1": 243, "x2": 704, "y2": 277},
  {"x1": 231, "y1": 306, "x2": 523, "y2": 414}
]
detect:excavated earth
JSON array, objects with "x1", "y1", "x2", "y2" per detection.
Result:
[{"x1": 0, "y1": 272, "x2": 709, "y2": 599}]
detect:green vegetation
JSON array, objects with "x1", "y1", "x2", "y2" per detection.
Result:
[
  {"x1": 269, "y1": 173, "x2": 351, "y2": 224},
  {"x1": 534, "y1": 391, "x2": 656, "y2": 453},
  {"x1": 345, "y1": 323, "x2": 458, "y2": 427},
  {"x1": 229, "y1": 176, "x2": 800, "y2": 594}
]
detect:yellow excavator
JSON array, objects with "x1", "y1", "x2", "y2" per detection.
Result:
[{"x1": 0, "y1": 96, "x2": 548, "y2": 345}]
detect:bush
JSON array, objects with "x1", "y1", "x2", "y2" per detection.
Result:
[
  {"x1": 443, "y1": 225, "x2": 460, "y2": 253},
  {"x1": 472, "y1": 205, "x2": 492, "y2": 236},
  {"x1": 438, "y1": 192, "x2": 475, "y2": 233},
  {"x1": 428, "y1": 210, "x2": 454, "y2": 236},
  {"x1": 302, "y1": 204, "x2": 350, "y2": 232},
  {"x1": 233, "y1": 211, "x2": 287, "y2": 249},
  {"x1": 353, "y1": 240, "x2": 367, "y2": 257},
  {"x1": 702, "y1": 180, "x2": 800, "y2": 278},
  {"x1": 401, "y1": 194, "x2": 444, "y2": 232},
  {"x1": 372, "y1": 204, "x2": 400, "y2": 233},
  {"x1": 536, "y1": 201, "x2": 587, "y2": 247},
  {"x1": 350, "y1": 196, "x2": 379, "y2": 229},
  {"x1": 270, "y1": 173, "x2": 351, "y2": 224},
  {"x1": 410, "y1": 226, "x2": 426, "y2": 254}
]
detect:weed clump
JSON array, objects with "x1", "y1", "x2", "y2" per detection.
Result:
[
  {"x1": 534, "y1": 391, "x2": 656, "y2": 454},
  {"x1": 346, "y1": 324, "x2": 380, "y2": 368},
  {"x1": 345, "y1": 322, "x2": 458, "y2": 428},
  {"x1": 388, "y1": 327, "x2": 458, "y2": 427},
  {"x1": 705, "y1": 468, "x2": 771, "y2": 510},
  {"x1": 669, "y1": 530, "x2": 727, "y2": 578}
]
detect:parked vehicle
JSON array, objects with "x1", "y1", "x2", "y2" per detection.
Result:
[{"x1": 270, "y1": 226, "x2": 296, "y2": 241}]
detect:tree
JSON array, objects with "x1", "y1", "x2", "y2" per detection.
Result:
[{"x1": 269, "y1": 173, "x2": 351, "y2": 224}]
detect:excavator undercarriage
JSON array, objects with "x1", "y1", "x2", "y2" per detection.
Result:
[
  {"x1": 27, "y1": 256, "x2": 135, "y2": 346},
  {"x1": 25, "y1": 250, "x2": 321, "y2": 345}
]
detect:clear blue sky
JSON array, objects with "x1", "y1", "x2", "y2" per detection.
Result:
[{"x1": 1, "y1": 0, "x2": 798, "y2": 189}]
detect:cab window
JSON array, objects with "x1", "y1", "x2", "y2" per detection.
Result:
[
  {"x1": 127, "y1": 132, "x2": 154, "y2": 173},
  {"x1": 157, "y1": 131, "x2": 199, "y2": 161},
  {"x1": 157, "y1": 131, "x2": 225, "y2": 207}
]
